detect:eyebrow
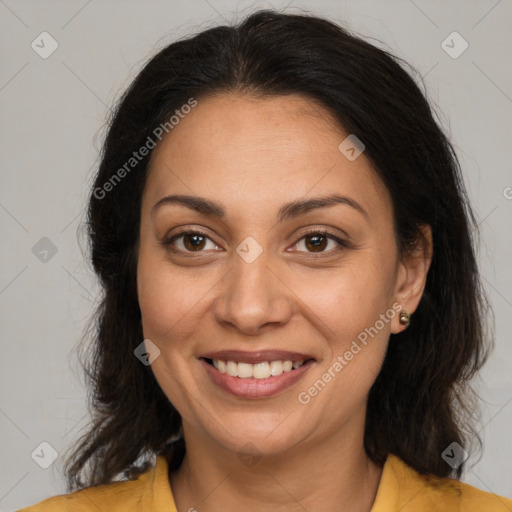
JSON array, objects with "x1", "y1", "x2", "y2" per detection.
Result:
[{"x1": 151, "y1": 193, "x2": 369, "y2": 223}]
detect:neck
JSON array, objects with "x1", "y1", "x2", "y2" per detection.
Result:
[{"x1": 169, "y1": 417, "x2": 383, "y2": 512}]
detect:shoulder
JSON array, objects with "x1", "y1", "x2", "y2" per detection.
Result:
[
  {"x1": 16, "y1": 476, "x2": 147, "y2": 512},
  {"x1": 17, "y1": 455, "x2": 176, "y2": 512},
  {"x1": 374, "y1": 453, "x2": 512, "y2": 512}
]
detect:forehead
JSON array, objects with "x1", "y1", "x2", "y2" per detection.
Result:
[{"x1": 143, "y1": 92, "x2": 391, "y2": 226}]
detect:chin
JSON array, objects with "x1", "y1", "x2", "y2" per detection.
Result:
[{"x1": 200, "y1": 415, "x2": 309, "y2": 459}]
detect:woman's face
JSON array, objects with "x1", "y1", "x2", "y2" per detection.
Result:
[{"x1": 137, "y1": 93, "x2": 427, "y2": 457}]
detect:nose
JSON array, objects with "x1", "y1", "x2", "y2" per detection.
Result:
[{"x1": 212, "y1": 248, "x2": 294, "y2": 335}]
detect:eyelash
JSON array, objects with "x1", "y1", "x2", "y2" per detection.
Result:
[{"x1": 161, "y1": 228, "x2": 349, "y2": 256}]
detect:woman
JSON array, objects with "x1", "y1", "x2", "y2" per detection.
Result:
[{"x1": 19, "y1": 8, "x2": 512, "y2": 512}]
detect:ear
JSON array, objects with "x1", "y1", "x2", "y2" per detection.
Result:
[{"x1": 391, "y1": 225, "x2": 433, "y2": 334}]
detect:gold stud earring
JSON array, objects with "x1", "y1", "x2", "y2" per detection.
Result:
[{"x1": 399, "y1": 311, "x2": 411, "y2": 329}]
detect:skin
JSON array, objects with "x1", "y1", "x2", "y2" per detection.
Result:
[{"x1": 136, "y1": 92, "x2": 432, "y2": 512}]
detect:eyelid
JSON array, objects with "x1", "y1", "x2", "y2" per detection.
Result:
[{"x1": 161, "y1": 227, "x2": 351, "y2": 257}]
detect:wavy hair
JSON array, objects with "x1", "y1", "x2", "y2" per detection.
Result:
[{"x1": 62, "y1": 8, "x2": 492, "y2": 491}]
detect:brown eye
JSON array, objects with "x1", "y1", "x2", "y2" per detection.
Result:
[
  {"x1": 163, "y1": 230, "x2": 217, "y2": 253},
  {"x1": 292, "y1": 230, "x2": 347, "y2": 255},
  {"x1": 182, "y1": 233, "x2": 207, "y2": 251},
  {"x1": 304, "y1": 234, "x2": 328, "y2": 252}
]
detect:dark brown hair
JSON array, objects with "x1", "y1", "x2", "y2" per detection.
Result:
[{"x1": 62, "y1": 8, "x2": 492, "y2": 491}]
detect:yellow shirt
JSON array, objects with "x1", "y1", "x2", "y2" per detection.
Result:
[{"x1": 18, "y1": 453, "x2": 512, "y2": 511}]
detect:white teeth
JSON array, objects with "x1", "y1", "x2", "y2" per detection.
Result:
[
  {"x1": 237, "y1": 362, "x2": 253, "y2": 378},
  {"x1": 282, "y1": 360, "x2": 293, "y2": 372},
  {"x1": 253, "y1": 362, "x2": 271, "y2": 379},
  {"x1": 226, "y1": 361, "x2": 239, "y2": 377},
  {"x1": 269, "y1": 360, "x2": 283, "y2": 376},
  {"x1": 211, "y1": 359, "x2": 307, "y2": 379}
]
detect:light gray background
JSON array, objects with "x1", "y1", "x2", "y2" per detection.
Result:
[{"x1": 1, "y1": 0, "x2": 511, "y2": 510}]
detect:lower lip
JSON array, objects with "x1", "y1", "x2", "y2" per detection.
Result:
[{"x1": 200, "y1": 358, "x2": 314, "y2": 399}]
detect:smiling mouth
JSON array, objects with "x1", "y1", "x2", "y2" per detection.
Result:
[{"x1": 201, "y1": 357, "x2": 315, "y2": 379}]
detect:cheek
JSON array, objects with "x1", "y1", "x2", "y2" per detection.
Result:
[
  {"x1": 295, "y1": 271, "x2": 393, "y2": 418},
  {"x1": 136, "y1": 249, "x2": 201, "y2": 413},
  {"x1": 295, "y1": 257, "x2": 395, "y2": 339},
  {"x1": 137, "y1": 247, "x2": 203, "y2": 342},
  {"x1": 291, "y1": 254, "x2": 396, "y2": 397}
]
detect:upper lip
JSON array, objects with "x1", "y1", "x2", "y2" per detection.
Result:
[{"x1": 200, "y1": 350, "x2": 316, "y2": 364}]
